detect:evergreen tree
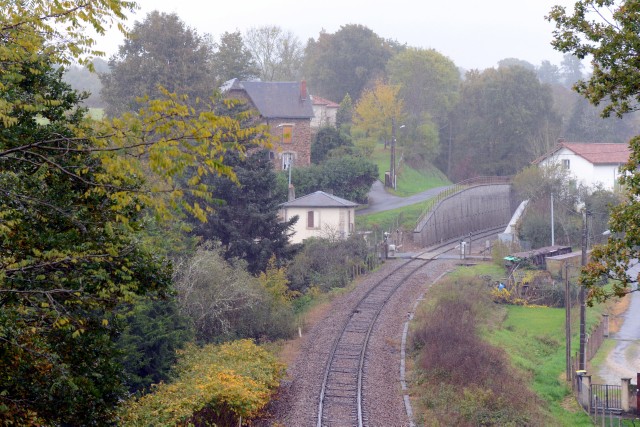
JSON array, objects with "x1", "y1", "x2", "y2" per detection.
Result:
[
  {"x1": 100, "y1": 11, "x2": 215, "y2": 116},
  {"x1": 212, "y1": 31, "x2": 259, "y2": 83},
  {"x1": 190, "y1": 150, "x2": 297, "y2": 275}
]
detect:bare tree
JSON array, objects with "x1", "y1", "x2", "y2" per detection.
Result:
[
  {"x1": 172, "y1": 245, "x2": 259, "y2": 341},
  {"x1": 244, "y1": 26, "x2": 303, "y2": 81}
]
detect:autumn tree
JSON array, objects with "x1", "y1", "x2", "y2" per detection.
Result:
[
  {"x1": 0, "y1": 1, "x2": 267, "y2": 423},
  {"x1": 352, "y1": 79, "x2": 406, "y2": 155},
  {"x1": 244, "y1": 25, "x2": 304, "y2": 81},
  {"x1": 549, "y1": 0, "x2": 640, "y2": 301},
  {"x1": 303, "y1": 25, "x2": 399, "y2": 102},
  {"x1": 100, "y1": 11, "x2": 216, "y2": 116}
]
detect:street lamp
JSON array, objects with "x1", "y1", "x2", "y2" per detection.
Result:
[{"x1": 389, "y1": 119, "x2": 405, "y2": 190}]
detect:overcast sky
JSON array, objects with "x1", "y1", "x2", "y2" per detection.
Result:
[{"x1": 94, "y1": 0, "x2": 577, "y2": 71}]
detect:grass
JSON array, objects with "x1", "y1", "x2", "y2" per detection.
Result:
[
  {"x1": 356, "y1": 144, "x2": 451, "y2": 233},
  {"x1": 411, "y1": 262, "x2": 595, "y2": 425},
  {"x1": 485, "y1": 297, "x2": 610, "y2": 425},
  {"x1": 369, "y1": 143, "x2": 450, "y2": 196},
  {"x1": 356, "y1": 201, "x2": 429, "y2": 232}
]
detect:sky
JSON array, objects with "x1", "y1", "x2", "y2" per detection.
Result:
[{"x1": 94, "y1": 0, "x2": 578, "y2": 71}]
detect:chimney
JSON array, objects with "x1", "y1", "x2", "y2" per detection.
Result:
[{"x1": 300, "y1": 80, "x2": 307, "y2": 101}]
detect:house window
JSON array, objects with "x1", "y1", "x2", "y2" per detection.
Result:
[
  {"x1": 282, "y1": 152, "x2": 294, "y2": 170},
  {"x1": 307, "y1": 210, "x2": 319, "y2": 229},
  {"x1": 562, "y1": 159, "x2": 570, "y2": 170},
  {"x1": 282, "y1": 125, "x2": 293, "y2": 144}
]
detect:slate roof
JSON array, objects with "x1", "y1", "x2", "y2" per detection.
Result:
[
  {"x1": 222, "y1": 78, "x2": 314, "y2": 119},
  {"x1": 533, "y1": 142, "x2": 630, "y2": 165},
  {"x1": 280, "y1": 191, "x2": 358, "y2": 208}
]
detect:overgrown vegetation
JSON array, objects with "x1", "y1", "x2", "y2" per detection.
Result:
[{"x1": 410, "y1": 276, "x2": 548, "y2": 426}]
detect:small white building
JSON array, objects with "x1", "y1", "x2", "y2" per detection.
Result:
[
  {"x1": 533, "y1": 142, "x2": 630, "y2": 191},
  {"x1": 280, "y1": 191, "x2": 358, "y2": 244},
  {"x1": 310, "y1": 95, "x2": 339, "y2": 128}
]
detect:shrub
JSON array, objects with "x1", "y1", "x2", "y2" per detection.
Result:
[
  {"x1": 173, "y1": 245, "x2": 296, "y2": 343},
  {"x1": 118, "y1": 340, "x2": 285, "y2": 426},
  {"x1": 410, "y1": 278, "x2": 545, "y2": 425},
  {"x1": 287, "y1": 236, "x2": 370, "y2": 292}
]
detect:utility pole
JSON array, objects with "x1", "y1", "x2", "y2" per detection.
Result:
[
  {"x1": 565, "y1": 262, "x2": 571, "y2": 381},
  {"x1": 579, "y1": 209, "x2": 589, "y2": 370},
  {"x1": 551, "y1": 192, "x2": 555, "y2": 246},
  {"x1": 390, "y1": 118, "x2": 396, "y2": 190}
]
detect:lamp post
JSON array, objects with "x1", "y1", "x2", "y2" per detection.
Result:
[
  {"x1": 389, "y1": 119, "x2": 404, "y2": 190},
  {"x1": 390, "y1": 119, "x2": 396, "y2": 189}
]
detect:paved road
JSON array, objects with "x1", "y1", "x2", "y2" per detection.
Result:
[
  {"x1": 597, "y1": 262, "x2": 640, "y2": 385},
  {"x1": 356, "y1": 180, "x2": 450, "y2": 215}
]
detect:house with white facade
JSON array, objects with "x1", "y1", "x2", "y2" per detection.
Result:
[
  {"x1": 310, "y1": 95, "x2": 339, "y2": 128},
  {"x1": 279, "y1": 191, "x2": 358, "y2": 244},
  {"x1": 533, "y1": 142, "x2": 630, "y2": 191}
]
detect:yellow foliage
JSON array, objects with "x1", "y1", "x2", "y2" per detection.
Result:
[{"x1": 118, "y1": 340, "x2": 285, "y2": 425}]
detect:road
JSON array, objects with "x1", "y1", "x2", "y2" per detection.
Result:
[
  {"x1": 597, "y1": 262, "x2": 640, "y2": 385},
  {"x1": 356, "y1": 180, "x2": 450, "y2": 215}
]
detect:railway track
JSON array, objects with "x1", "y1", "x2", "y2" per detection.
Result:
[{"x1": 315, "y1": 226, "x2": 504, "y2": 426}]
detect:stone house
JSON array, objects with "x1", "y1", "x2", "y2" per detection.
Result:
[
  {"x1": 222, "y1": 78, "x2": 314, "y2": 171},
  {"x1": 533, "y1": 141, "x2": 630, "y2": 191},
  {"x1": 279, "y1": 191, "x2": 358, "y2": 244}
]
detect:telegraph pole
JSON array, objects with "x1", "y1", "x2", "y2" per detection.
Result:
[
  {"x1": 579, "y1": 209, "x2": 589, "y2": 370},
  {"x1": 565, "y1": 262, "x2": 571, "y2": 381},
  {"x1": 390, "y1": 118, "x2": 396, "y2": 190}
]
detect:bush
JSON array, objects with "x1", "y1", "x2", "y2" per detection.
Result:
[
  {"x1": 410, "y1": 277, "x2": 545, "y2": 425},
  {"x1": 173, "y1": 245, "x2": 296, "y2": 343},
  {"x1": 287, "y1": 236, "x2": 370, "y2": 292},
  {"x1": 118, "y1": 340, "x2": 284, "y2": 425}
]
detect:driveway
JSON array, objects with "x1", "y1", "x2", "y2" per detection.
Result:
[{"x1": 356, "y1": 180, "x2": 450, "y2": 215}]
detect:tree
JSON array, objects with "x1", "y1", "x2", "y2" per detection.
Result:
[
  {"x1": 565, "y1": 96, "x2": 638, "y2": 143},
  {"x1": 280, "y1": 156, "x2": 378, "y2": 204},
  {"x1": 549, "y1": 0, "x2": 640, "y2": 301},
  {"x1": 536, "y1": 60, "x2": 562, "y2": 85},
  {"x1": 387, "y1": 48, "x2": 460, "y2": 125},
  {"x1": 448, "y1": 67, "x2": 560, "y2": 180},
  {"x1": 189, "y1": 149, "x2": 298, "y2": 275},
  {"x1": 303, "y1": 25, "x2": 398, "y2": 102},
  {"x1": 172, "y1": 246, "x2": 296, "y2": 343},
  {"x1": 212, "y1": 31, "x2": 259, "y2": 83},
  {"x1": 0, "y1": 56, "x2": 173, "y2": 425},
  {"x1": 386, "y1": 48, "x2": 460, "y2": 167},
  {"x1": 62, "y1": 58, "x2": 109, "y2": 108},
  {"x1": 116, "y1": 298, "x2": 193, "y2": 394},
  {"x1": 498, "y1": 58, "x2": 536, "y2": 71},
  {"x1": 244, "y1": 26, "x2": 304, "y2": 81},
  {"x1": 311, "y1": 126, "x2": 352, "y2": 164},
  {"x1": 100, "y1": 11, "x2": 216, "y2": 116},
  {"x1": 336, "y1": 93, "x2": 354, "y2": 131},
  {"x1": 353, "y1": 79, "x2": 406, "y2": 152},
  {"x1": 0, "y1": 1, "x2": 268, "y2": 423}
]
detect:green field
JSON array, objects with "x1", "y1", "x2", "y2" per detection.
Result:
[{"x1": 357, "y1": 144, "x2": 451, "y2": 233}]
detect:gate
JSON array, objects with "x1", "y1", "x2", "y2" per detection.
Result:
[{"x1": 591, "y1": 384, "x2": 622, "y2": 413}]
